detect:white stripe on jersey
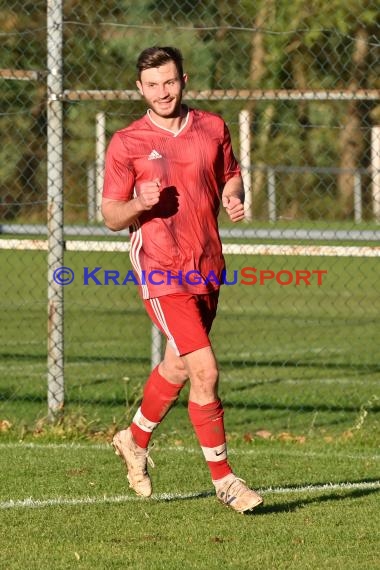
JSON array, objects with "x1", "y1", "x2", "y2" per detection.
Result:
[{"x1": 130, "y1": 220, "x2": 149, "y2": 299}]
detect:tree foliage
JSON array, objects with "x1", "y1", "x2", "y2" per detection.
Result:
[{"x1": 0, "y1": 0, "x2": 379, "y2": 221}]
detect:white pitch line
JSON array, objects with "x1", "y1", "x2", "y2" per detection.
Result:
[
  {"x1": 264, "y1": 480, "x2": 380, "y2": 494},
  {"x1": 1, "y1": 481, "x2": 379, "y2": 511},
  {"x1": 163, "y1": 447, "x2": 380, "y2": 462},
  {"x1": 0, "y1": 491, "x2": 211, "y2": 511},
  {"x1": 0, "y1": 442, "x2": 379, "y2": 462},
  {"x1": 1, "y1": 238, "x2": 380, "y2": 257},
  {"x1": 0, "y1": 442, "x2": 109, "y2": 451}
]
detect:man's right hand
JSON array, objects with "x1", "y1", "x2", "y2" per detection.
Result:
[{"x1": 136, "y1": 178, "x2": 161, "y2": 211}]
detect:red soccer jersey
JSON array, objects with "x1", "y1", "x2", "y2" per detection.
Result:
[{"x1": 103, "y1": 107, "x2": 241, "y2": 298}]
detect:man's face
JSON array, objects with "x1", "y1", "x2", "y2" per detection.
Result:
[{"x1": 136, "y1": 61, "x2": 187, "y2": 119}]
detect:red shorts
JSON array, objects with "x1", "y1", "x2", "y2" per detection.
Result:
[{"x1": 143, "y1": 291, "x2": 219, "y2": 356}]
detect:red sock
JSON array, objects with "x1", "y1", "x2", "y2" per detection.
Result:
[
  {"x1": 188, "y1": 399, "x2": 232, "y2": 481},
  {"x1": 131, "y1": 366, "x2": 184, "y2": 448}
]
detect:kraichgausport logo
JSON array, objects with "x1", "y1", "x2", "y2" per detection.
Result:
[{"x1": 52, "y1": 267, "x2": 327, "y2": 286}]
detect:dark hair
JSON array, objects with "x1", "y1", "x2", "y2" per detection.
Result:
[{"x1": 136, "y1": 46, "x2": 184, "y2": 80}]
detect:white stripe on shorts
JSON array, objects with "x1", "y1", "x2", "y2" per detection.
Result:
[{"x1": 149, "y1": 297, "x2": 180, "y2": 355}]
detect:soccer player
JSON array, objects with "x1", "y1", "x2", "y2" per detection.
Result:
[{"x1": 102, "y1": 46, "x2": 263, "y2": 513}]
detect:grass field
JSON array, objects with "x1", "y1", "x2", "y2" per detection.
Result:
[
  {"x1": 0, "y1": 241, "x2": 379, "y2": 568},
  {"x1": 0, "y1": 441, "x2": 379, "y2": 570}
]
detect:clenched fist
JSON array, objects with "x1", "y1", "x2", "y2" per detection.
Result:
[{"x1": 136, "y1": 178, "x2": 161, "y2": 211}]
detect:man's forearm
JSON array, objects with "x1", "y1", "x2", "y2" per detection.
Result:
[
  {"x1": 102, "y1": 180, "x2": 161, "y2": 231},
  {"x1": 101, "y1": 197, "x2": 144, "y2": 231}
]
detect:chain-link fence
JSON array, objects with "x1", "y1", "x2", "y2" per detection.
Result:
[{"x1": 1, "y1": 1, "x2": 379, "y2": 436}]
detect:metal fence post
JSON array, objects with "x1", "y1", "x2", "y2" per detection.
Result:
[
  {"x1": 372, "y1": 126, "x2": 380, "y2": 222},
  {"x1": 151, "y1": 324, "x2": 162, "y2": 369},
  {"x1": 96, "y1": 112, "x2": 106, "y2": 223},
  {"x1": 47, "y1": 0, "x2": 65, "y2": 419},
  {"x1": 87, "y1": 163, "x2": 96, "y2": 223},
  {"x1": 239, "y1": 110, "x2": 252, "y2": 221},
  {"x1": 353, "y1": 171, "x2": 362, "y2": 224},
  {"x1": 267, "y1": 167, "x2": 277, "y2": 222}
]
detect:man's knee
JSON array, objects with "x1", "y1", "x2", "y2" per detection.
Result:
[
  {"x1": 191, "y1": 365, "x2": 219, "y2": 387},
  {"x1": 159, "y1": 360, "x2": 188, "y2": 384}
]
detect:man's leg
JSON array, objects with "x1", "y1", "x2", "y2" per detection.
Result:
[
  {"x1": 184, "y1": 346, "x2": 263, "y2": 513},
  {"x1": 183, "y1": 346, "x2": 232, "y2": 481},
  {"x1": 131, "y1": 343, "x2": 188, "y2": 447},
  {"x1": 112, "y1": 343, "x2": 187, "y2": 497}
]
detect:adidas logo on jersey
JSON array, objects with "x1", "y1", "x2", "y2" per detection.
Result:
[{"x1": 148, "y1": 149, "x2": 163, "y2": 160}]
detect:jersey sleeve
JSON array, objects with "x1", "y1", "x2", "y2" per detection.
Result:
[
  {"x1": 102, "y1": 133, "x2": 135, "y2": 201},
  {"x1": 220, "y1": 122, "x2": 241, "y2": 184}
]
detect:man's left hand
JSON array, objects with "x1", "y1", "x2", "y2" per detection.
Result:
[{"x1": 222, "y1": 195, "x2": 245, "y2": 223}]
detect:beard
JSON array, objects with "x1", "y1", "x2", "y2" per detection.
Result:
[{"x1": 150, "y1": 96, "x2": 183, "y2": 119}]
